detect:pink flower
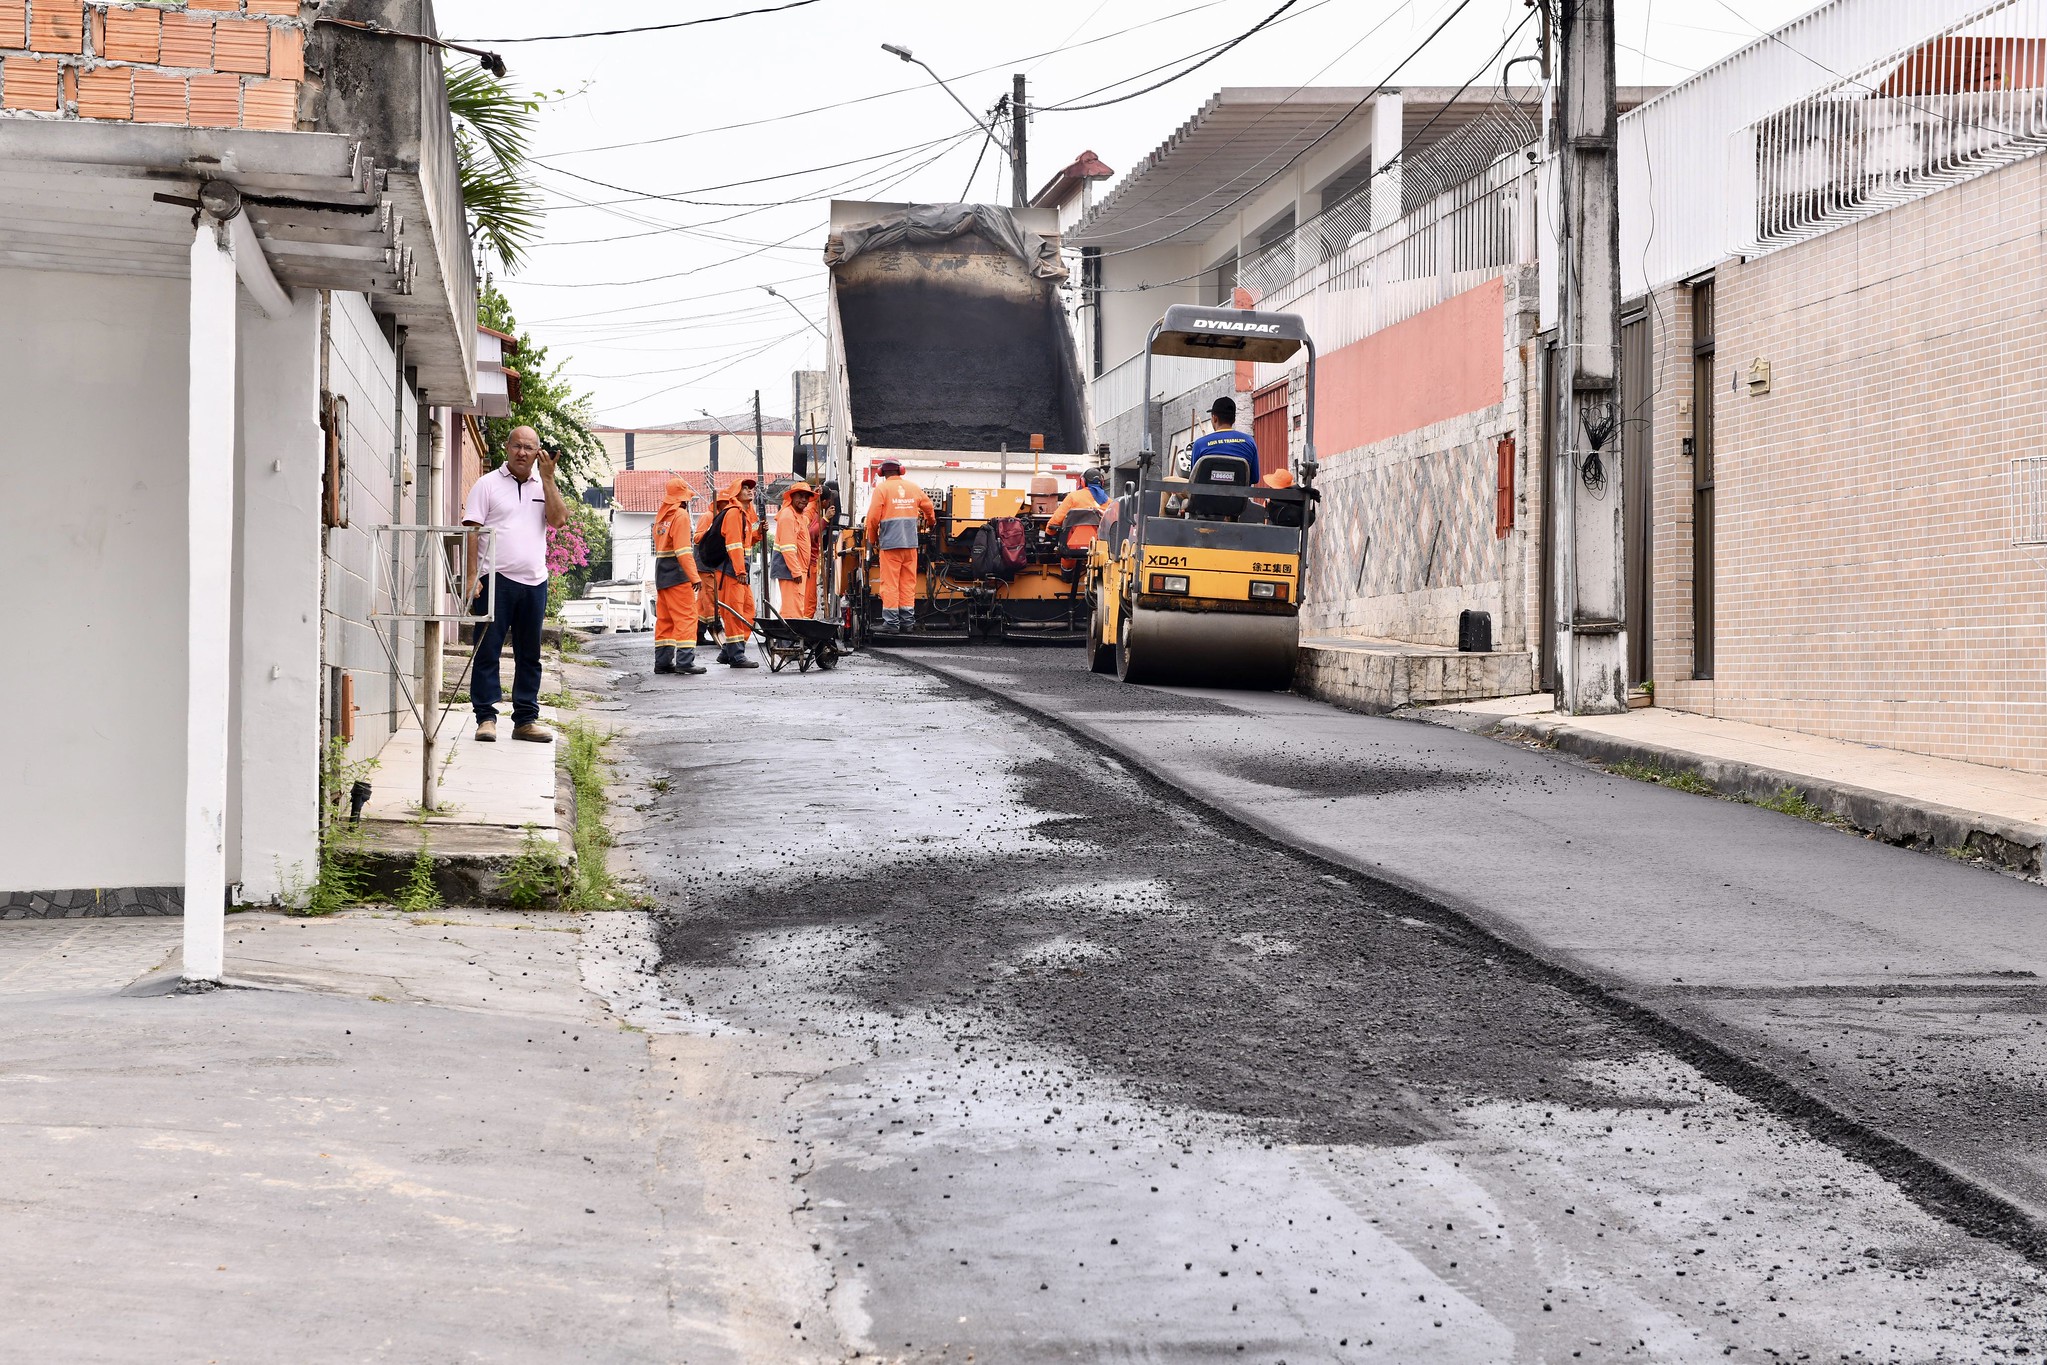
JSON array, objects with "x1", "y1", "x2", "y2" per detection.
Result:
[{"x1": 546, "y1": 524, "x2": 590, "y2": 575}]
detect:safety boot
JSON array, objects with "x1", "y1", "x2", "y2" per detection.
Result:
[{"x1": 653, "y1": 645, "x2": 675, "y2": 675}]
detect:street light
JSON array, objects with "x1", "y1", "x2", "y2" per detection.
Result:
[
  {"x1": 763, "y1": 284, "x2": 827, "y2": 341},
  {"x1": 881, "y1": 42, "x2": 1018, "y2": 201}
]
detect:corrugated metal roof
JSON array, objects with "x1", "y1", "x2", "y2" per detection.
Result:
[{"x1": 1070, "y1": 85, "x2": 1659, "y2": 249}]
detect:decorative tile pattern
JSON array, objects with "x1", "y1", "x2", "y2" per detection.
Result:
[{"x1": 1, "y1": 887, "x2": 183, "y2": 920}]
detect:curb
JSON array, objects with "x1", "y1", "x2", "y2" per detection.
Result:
[
  {"x1": 1424, "y1": 708, "x2": 2046, "y2": 881},
  {"x1": 888, "y1": 650, "x2": 2047, "y2": 1263}
]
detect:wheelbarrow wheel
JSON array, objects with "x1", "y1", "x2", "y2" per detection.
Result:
[{"x1": 813, "y1": 645, "x2": 840, "y2": 671}]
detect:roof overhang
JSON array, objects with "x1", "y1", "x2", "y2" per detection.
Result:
[
  {"x1": 0, "y1": 118, "x2": 475, "y2": 401},
  {"x1": 1070, "y1": 85, "x2": 1661, "y2": 250}
]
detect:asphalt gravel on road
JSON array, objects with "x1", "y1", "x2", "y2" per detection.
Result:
[{"x1": 590, "y1": 632, "x2": 2047, "y2": 1361}]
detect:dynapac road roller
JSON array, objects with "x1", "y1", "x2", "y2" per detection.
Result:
[{"x1": 1085, "y1": 304, "x2": 1318, "y2": 688}]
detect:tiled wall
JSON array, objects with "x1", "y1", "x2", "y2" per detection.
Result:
[
  {"x1": 0, "y1": 0, "x2": 305, "y2": 129},
  {"x1": 1651, "y1": 153, "x2": 2047, "y2": 773},
  {"x1": 1301, "y1": 266, "x2": 1542, "y2": 652}
]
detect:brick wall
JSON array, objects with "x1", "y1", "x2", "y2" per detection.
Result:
[
  {"x1": 1653, "y1": 153, "x2": 2047, "y2": 773},
  {"x1": 0, "y1": 1, "x2": 305, "y2": 130}
]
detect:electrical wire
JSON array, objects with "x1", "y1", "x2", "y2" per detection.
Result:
[
  {"x1": 538, "y1": 0, "x2": 1237, "y2": 157},
  {"x1": 532, "y1": 128, "x2": 977, "y2": 200},
  {"x1": 1086, "y1": 5, "x2": 1537, "y2": 290},
  {"x1": 1041, "y1": 0, "x2": 1301, "y2": 112},
  {"x1": 1091, "y1": 0, "x2": 1490, "y2": 260},
  {"x1": 451, "y1": 0, "x2": 826, "y2": 44}
]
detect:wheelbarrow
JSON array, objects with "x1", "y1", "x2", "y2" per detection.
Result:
[{"x1": 758, "y1": 614, "x2": 845, "y2": 673}]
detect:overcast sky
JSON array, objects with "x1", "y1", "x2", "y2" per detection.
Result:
[{"x1": 435, "y1": 0, "x2": 1823, "y2": 428}]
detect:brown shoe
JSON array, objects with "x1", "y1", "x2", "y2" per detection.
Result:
[
  {"x1": 512, "y1": 722, "x2": 553, "y2": 744},
  {"x1": 475, "y1": 718, "x2": 496, "y2": 742}
]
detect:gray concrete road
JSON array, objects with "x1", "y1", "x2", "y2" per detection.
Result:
[{"x1": 590, "y1": 633, "x2": 2047, "y2": 1361}]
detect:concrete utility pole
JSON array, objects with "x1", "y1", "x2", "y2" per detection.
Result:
[
  {"x1": 1011, "y1": 74, "x2": 1028, "y2": 208},
  {"x1": 1553, "y1": 0, "x2": 1628, "y2": 714},
  {"x1": 753, "y1": 390, "x2": 769, "y2": 619}
]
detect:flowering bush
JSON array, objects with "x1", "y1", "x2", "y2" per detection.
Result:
[{"x1": 546, "y1": 522, "x2": 590, "y2": 576}]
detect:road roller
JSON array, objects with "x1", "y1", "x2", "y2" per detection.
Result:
[{"x1": 1084, "y1": 304, "x2": 1318, "y2": 689}]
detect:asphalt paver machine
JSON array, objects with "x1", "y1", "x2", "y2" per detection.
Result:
[{"x1": 1085, "y1": 304, "x2": 1318, "y2": 688}]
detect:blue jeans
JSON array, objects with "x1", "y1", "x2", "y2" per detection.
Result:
[{"x1": 472, "y1": 574, "x2": 547, "y2": 726}]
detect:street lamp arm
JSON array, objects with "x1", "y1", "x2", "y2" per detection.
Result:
[{"x1": 880, "y1": 42, "x2": 1006, "y2": 152}]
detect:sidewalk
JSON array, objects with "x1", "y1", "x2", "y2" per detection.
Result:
[
  {"x1": 0, "y1": 909, "x2": 825, "y2": 1364},
  {"x1": 1420, "y1": 694, "x2": 2047, "y2": 879},
  {"x1": 353, "y1": 701, "x2": 570, "y2": 904}
]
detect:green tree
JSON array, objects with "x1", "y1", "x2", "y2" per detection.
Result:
[
  {"x1": 446, "y1": 62, "x2": 544, "y2": 272},
  {"x1": 478, "y1": 279, "x2": 609, "y2": 492}
]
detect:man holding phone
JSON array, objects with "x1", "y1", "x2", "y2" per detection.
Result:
[{"x1": 463, "y1": 425, "x2": 567, "y2": 742}]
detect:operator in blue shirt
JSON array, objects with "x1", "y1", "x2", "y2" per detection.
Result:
[{"x1": 1188, "y1": 396, "x2": 1260, "y2": 481}]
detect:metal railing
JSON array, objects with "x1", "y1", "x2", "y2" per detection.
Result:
[
  {"x1": 1091, "y1": 152, "x2": 1537, "y2": 425},
  {"x1": 1745, "y1": 1, "x2": 2047, "y2": 252}
]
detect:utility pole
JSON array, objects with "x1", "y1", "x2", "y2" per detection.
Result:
[
  {"x1": 1011, "y1": 73, "x2": 1028, "y2": 208},
  {"x1": 1553, "y1": 0, "x2": 1627, "y2": 714}
]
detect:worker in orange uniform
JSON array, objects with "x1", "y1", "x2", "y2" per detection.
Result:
[
  {"x1": 863, "y1": 459, "x2": 934, "y2": 634},
  {"x1": 699, "y1": 475, "x2": 763, "y2": 667},
  {"x1": 650, "y1": 475, "x2": 707, "y2": 677},
  {"x1": 769, "y1": 482, "x2": 816, "y2": 620},
  {"x1": 1045, "y1": 468, "x2": 1110, "y2": 579},
  {"x1": 807, "y1": 481, "x2": 840, "y2": 618}
]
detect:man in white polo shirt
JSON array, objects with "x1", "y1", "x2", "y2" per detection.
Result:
[{"x1": 463, "y1": 426, "x2": 567, "y2": 743}]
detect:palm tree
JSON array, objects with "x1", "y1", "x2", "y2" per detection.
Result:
[{"x1": 445, "y1": 62, "x2": 543, "y2": 273}]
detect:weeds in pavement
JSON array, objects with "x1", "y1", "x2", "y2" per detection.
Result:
[
  {"x1": 648, "y1": 776, "x2": 671, "y2": 794},
  {"x1": 561, "y1": 719, "x2": 636, "y2": 910},
  {"x1": 538, "y1": 689, "x2": 579, "y2": 710},
  {"x1": 296, "y1": 736, "x2": 377, "y2": 916},
  {"x1": 499, "y1": 826, "x2": 564, "y2": 909},
  {"x1": 1755, "y1": 786, "x2": 1841, "y2": 825},
  {"x1": 397, "y1": 813, "x2": 444, "y2": 913},
  {"x1": 1607, "y1": 759, "x2": 1715, "y2": 795}
]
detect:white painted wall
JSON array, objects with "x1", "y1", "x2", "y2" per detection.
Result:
[
  {"x1": 0, "y1": 268, "x2": 189, "y2": 891},
  {"x1": 231, "y1": 292, "x2": 324, "y2": 902},
  {"x1": 322, "y1": 291, "x2": 418, "y2": 763}
]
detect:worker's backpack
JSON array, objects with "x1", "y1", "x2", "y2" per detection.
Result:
[
  {"x1": 695, "y1": 514, "x2": 729, "y2": 572},
  {"x1": 969, "y1": 523, "x2": 1013, "y2": 581},
  {"x1": 993, "y1": 518, "x2": 1028, "y2": 573}
]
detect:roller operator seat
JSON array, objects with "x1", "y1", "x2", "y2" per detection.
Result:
[
  {"x1": 1185, "y1": 453, "x2": 1254, "y2": 521},
  {"x1": 1055, "y1": 506, "x2": 1102, "y2": 581}
]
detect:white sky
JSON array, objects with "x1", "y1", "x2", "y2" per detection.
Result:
[{"x1": 434, "y1": 0, "x2": 1824, "y2": 427}]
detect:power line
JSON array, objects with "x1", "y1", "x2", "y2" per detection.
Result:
[
  {"x1": 536, "y1": 0, "x2": 1237, "y2": 157},
  {"x1": 1087, "y1": 4, "x2": 1535, "y2": 288},
  {"x1": 451, "y1": 0, "x2": 826, "y2": 44},
  {"x1": 1076, "y1": 0, "x2": 1450, "y2": 250},
  {"x1": 1042, "y1": 0, "x2": 1302, "y2": 112},
  {"x1": 532, "y1": 128, "x2": 976, "y2": 201}
]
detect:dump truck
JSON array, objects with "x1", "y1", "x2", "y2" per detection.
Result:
[
  {"x1": 821, "y1": 201, "x2": 1096, "y2": 645},
  {"x1": 1085, "y1": 304, "x2": 1320, "y2": 689}
]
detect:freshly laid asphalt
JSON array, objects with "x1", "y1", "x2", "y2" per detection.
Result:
[
  {"x1": 593, "y1": 632, "x2": 2047, "y2": 1360},
  {"x1": 907, "y1": 645, "x2": 2047, "y2": 1248}
]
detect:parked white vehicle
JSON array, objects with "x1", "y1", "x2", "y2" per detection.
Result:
[{"x1": 561, "y1": 580, "x2": 655, "y2": 633}]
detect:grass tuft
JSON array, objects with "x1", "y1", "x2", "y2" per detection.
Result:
[{"x1": 1607, "y1": 759, "x2": 1716, "y2": 795}]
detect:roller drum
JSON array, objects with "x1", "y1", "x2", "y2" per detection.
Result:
[{"x1": 1119, "y1": 603, "x2": 1298, "y2": 690}]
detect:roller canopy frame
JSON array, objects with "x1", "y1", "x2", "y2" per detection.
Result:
[{"x1": 1131, "y1": 305, "x2": 1319, "y2": 660}]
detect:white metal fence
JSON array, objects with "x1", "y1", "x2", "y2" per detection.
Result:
[
  {"x1": 1744, "y1": 1, "x2": 2047, "y2": 252},
  {"x1": 1091, "y1": 153, "x2": 1537, "y2": 424}
]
